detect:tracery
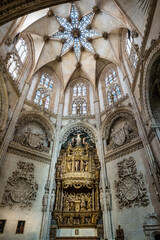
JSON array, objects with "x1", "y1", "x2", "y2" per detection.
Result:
[
  {"x1": 104, "y1": 67, "x2": 122, "y2": 105},
  {"x1": 34, "y1": 73, "x2": 53, "y2": 109}
]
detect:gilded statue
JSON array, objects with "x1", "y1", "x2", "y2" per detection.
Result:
[
  {"x1": 75, "y1": 160, "x2": 80, "y2": 171},
  {"x1": 83, "y1": 161, "x2": 88, "y2": 171},
  {"x1": 67, "y1": 161, "x2": 72, "y2": 172},
  {"x1": 81, "y1": 194, "x2": 86, "y2": 210},
  {"x1": 86, "y1": 194, "x2": 92, "y2": 210}
]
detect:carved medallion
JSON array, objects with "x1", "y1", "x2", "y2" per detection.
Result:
[
  {"x1": 0, "y1": 161, "x2": 38, "y2": 209},
  {"x1": 115, "y1": 157, "x2": 149, "y2": 209}
]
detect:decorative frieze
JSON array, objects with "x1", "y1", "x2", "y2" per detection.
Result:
[
  {"x1": 115, "y1": 157, "x2": 149, "y2": 209},
  {"x1": 0, "y1": 161, "x2": 38, "y2": 209}
]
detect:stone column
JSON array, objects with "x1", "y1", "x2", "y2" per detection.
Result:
[
  {"x1": 0, "y1": 82, "x2": 30, "y2": 171},
  {"x1": 94, "y1": 96, "x2": 114, "y2": 240},
  {"x1": 97, "y1": 135, "x2": 114, "y2": 240},
  {"x1": 125, "y1": 77, "x2": 160, "y2": 199},
  {"x1": 40, "y1": 102, "x2": 63, "y2": 240},
  {"x1": 94, "y1": 100, "x2": 101, "y2": 129}
]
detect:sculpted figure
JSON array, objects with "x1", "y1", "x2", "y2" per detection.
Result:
[
  {"x1": 75, "y1": 160, "x2": 80, "y2": 171},
  {"x1": 83, "y1": 161, "x2": 88, "y2": 171},
  {"x1": 81, "y1": 194, "x2": 86, "y2": 210},
  {"x1": 86, "y1": 194, "x2": 92, "y2": 210},
  {"x1": 115, "y1": 225, "x2": 124, "y2": 240},
  {"x1": 67, "y1": 161, "x2": 72, "y2": 172},
  {"x1": 76, "y1": 133, "x2": 82, "y2": 146},
  {"x1": 42, "y1": 191, "x2": 48, "y2": 212}
]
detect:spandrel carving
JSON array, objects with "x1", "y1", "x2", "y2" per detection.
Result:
[
  {"x1": 0, "y1": 161, "x2": 38, "y2": 209},
  {"x1": 115, "y1": 157, "x2": 149, "y2": 209}
]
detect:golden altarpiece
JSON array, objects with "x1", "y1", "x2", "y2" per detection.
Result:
[{"x1": 52, "y1": 132, "x2": 102, "y2": 228}]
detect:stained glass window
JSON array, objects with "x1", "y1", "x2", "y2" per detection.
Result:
[
  {"x1": 16, "y1": 38, "x2": 28, "y2": 63},
  {"x1": 40, "y1": 73, "x2": 53, "y2": 90},
  {"x1": 105, "y1": 67, "x2": 122, "y2": 105},
  {"x1": 126, "y1": 29, "x2": 138, "y2": 69},
  {"x1": 7, "y1": 54, "x2": 20, "y2": 80},
  {"x1": 73, "y1": 82, "x2": 86, "y2": 97},
  {"x1": 107, "y1": 84, "x2": 121, "y2": 105},
  {"x1": 72, "y1": 98, "x2": 87, "y2": 115},
  {"x1": 34, "y1": 88, "x2": 50, "y2": 109},
  {"x1": 34, "y1": 73, "x2": 53, "y2": 109},
  {"x1": 105, "y1": 69, "x2": 117, "y2": 87}
]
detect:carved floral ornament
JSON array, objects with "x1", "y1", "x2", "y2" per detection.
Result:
[
  {"x1": 0, "y1": 161, "x2": 38, "y2": 209},
  {"x1": 103, "y1": 111, "x2": 138, "y2": 150},
  {"x1": 115, "y1": 157, "x2": 149, "y2": 209}
]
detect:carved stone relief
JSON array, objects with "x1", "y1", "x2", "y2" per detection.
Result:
[
  {"x1": 0, "y1": 161, "x2": 38, "y2": 209},
  {"x1": 105, "y1": 112, "x2": 138, "y2": 151},
  {"x1": 115, "y1": 157, "x2": 149, "y2": 209},
  {"x1": 13, "y1": 117, "x2": 52, "y2": 152}
]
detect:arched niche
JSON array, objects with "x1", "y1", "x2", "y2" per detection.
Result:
[
  {"x1": 13, "y1": 111, "x2": 55, "y2": 152},
  {"x1": 141, "y1": 40, "x2": 160, "y2": 122},
  {"x1": 102, "y1": 107, "x2": 139, "y2": 152}
]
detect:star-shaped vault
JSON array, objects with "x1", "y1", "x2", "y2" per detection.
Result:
[{"x1": 50, "y1": 3, "x2": 101, "y2": 61}]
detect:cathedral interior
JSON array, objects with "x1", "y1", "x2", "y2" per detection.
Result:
[{"x1": 0, "y1": 0, "x2": 160, "y2": 240}]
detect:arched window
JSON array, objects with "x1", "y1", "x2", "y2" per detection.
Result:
[
  {"x1": 126, "y1": 29, "x2": 138, "y2": 70},
  {"x1": 6, "y1": 54, "x2": 20, "y2": 80},
  {"x1": 104, "y1": 67, "x2": 122, "y2": 106},
  {"x1": 105, "y1": 69, "x2": 117, "y2": 87},
  {"x1": 40, "y1": 73, "x2": 53, "y2": 90},
  {"x1": 107, "y1": 84, "x2": 121, "y2": 105},
  {"x1": 34, "y1": 88, "x2": 50, "y2": 109},
  {"x1": 34, "y1": 73, "x2": 53, "y2": 109},
  {"x1": 72, "y1": 98, "x2": 87, "y2": 115},
  {"x1": 16, "y1": 38, "x2": 28, "y2": 63},
  {"x1": 72, "y1": 82, "x2": 86, "y2": 97}
]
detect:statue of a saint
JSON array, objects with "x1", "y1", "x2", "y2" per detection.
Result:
[
  {"x1": 86, "y1": 194, "x2": 92, "y2": 210},
  {"x1": 67, "y1": 161, "x2": 72, "y2": 172},
  {"x1": 81, "y1": 194, "x2": 86, "y2": 210},
  {"x1": 76, "y1": 133, "x2": 82, "y2": 146},
  {"x1": 75, "y1": 160, "x2": 80, "y2": 171},
  {"x1": 83, "y1": 161, "x2": 88, "y2": 171}
]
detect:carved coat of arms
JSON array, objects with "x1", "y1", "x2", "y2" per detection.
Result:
[
  {"x1": 0, "y1": 161, "x2": 38, "y2": 209},
  {"x1": 115, "y1": 157, "x2": 149, "y2": 209},
  {"x1": 24, "y1": 128, "x2": 45, "y2": 149},
  {"x1": 111, "y1": 128, "x2": 126, "y2": 146}
]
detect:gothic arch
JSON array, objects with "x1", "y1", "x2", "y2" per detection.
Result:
[
  {"x1": 101, "y1": 106, "x2": 137, "y2": 139},
  {"x1": 0, "y1": 68, "x2": 8, "y2": 132},
  {"x1": 141, "y1": 39, "x2": 160, "y2": 121},
  {"x1": 98, "y1": 62, "x2": 123, "y2": 111},
  {"x1": 59, "y1": 122, "x2": 97, "y2": 145}
]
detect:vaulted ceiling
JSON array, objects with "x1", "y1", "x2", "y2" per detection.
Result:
[{"x1": 7, "y1": 0, "x2": 150, "y2": 89}]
